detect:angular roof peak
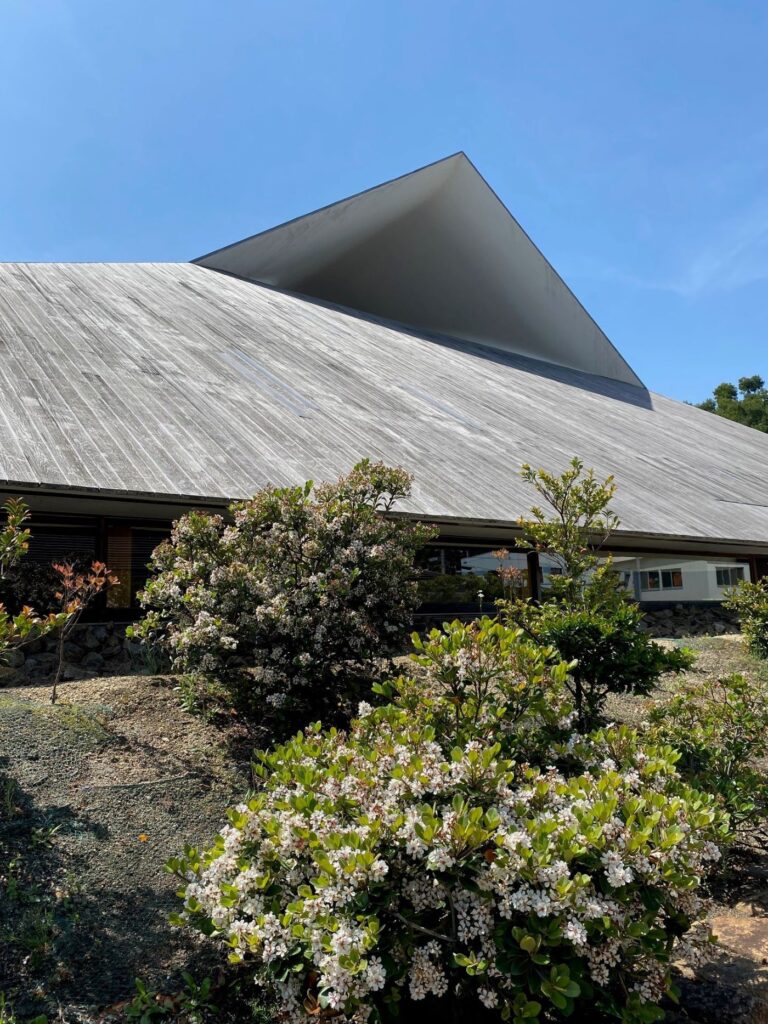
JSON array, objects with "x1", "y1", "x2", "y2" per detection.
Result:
[{"x1": 194, "y1": 154, "x2": 643, "y2": 387}]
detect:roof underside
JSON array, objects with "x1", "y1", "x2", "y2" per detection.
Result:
[
  {"x1": 195, "y1": 154, "x2": 643, "y2": 387},
  {"x1": 0, "y1": 262, "x2": 766, "y2": 548}
]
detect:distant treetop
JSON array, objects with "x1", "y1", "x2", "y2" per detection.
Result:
[{"x1": 697, "y1": 374, "x2": 768, "y2": 433}]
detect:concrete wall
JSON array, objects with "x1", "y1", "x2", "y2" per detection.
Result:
[{"x1": 616, "y1": 556, "x2": 751, "y2": 603}]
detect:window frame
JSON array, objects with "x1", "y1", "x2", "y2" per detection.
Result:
[
  {"x1": 639, "y1": 568, "x2": 684, "y2": 592},
  {"x1": 716, "y1": 565, "x2": 745, "y2": 588}
]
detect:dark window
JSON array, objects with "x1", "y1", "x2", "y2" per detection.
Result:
[
  {"x1": 416, "y1": 544, "x2": 531, "y2": 604},
  {"x1": 639, "y1": 570, "x2": 659, "y2": 591},
  {"x1": 106, "y1": 526, "x2": 169, "y2": 608},
  {"x1": 639, "y1": 569, "x2": 683, "y2": 592},
  {"x1": 0, "y1": 523, "x2": 98, "y2": 614},
  {"x1": 661, "y1": 569, "x2": 683, "y2": 589},
  {"x1": 716, "y1": 566, "x2": 745, "y2": 588},
  {"x1": 25, "y1": 525, "x2": 98, "y2": 566}
]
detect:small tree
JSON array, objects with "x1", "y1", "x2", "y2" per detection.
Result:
[
  {"x1": 0, "y1": 498, "x2": 64, "y2": 661},
  {"x1": 503, "y1": 458, "x2": 692, "y2": 730},
  {"x1": 516, "y1": 458, "x2": 622, "y2": 612},
  {"x1": 723, "y1": 576, "x2": 768, "y2": 659},
  {"x1": 50, "y1": 561, "x2": 119, "y2": 703},
  {"x1": 131, "y1": 460, "x2": 437, "y2": 722}
]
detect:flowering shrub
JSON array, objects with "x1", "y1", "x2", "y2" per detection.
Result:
[
  {"x1": 170, "y1": 621, "x2": 725, "y2": 1023},
  {"x1": 649, "y1": 672, "x2": 768, "y2": 847},
  {"x1": 384, "y1": 618, "x2": 575, "y2": 758},
  {"x1": 723, "y1": 577, "x2": 768, "y2": 659},
  {"x1": 131, "y1": 461, "x2": 436, "y2": 720}
]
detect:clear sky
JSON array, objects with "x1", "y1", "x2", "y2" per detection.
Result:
[{"x1": 1, "y1": 1, "x2": 766, "y2": 402}]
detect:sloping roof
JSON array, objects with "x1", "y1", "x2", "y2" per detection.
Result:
[
  {"x1": 195, "y1": 154, "x2": 643, "y2": 387},
  {"x1": 0, "y1": 261, "x2": 766, "y2": 549}
]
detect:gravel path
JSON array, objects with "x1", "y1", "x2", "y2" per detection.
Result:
[{"x1": 0, "y1": 674, "x2": 250, "y2": 1020}]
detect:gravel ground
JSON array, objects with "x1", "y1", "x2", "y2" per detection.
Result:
[
  {"x1": 604, "y1": 633, "x2": 768, "y2": 727},
  {"x1": 0, "y1": 674, "x2": 250, "y2": 1021}
]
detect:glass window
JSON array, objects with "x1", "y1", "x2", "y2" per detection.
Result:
[
  {"x1": 0, "y1": 524, "x2": 98, "y2": 614},
  {"x1": 640, "y1": 569, "x2": 683, "y2": 591},
  {"x1": 106, "y1": 526, "x2": 169, "y2": 608},
  {"x1": 716, "y1": 566, "x2": 745, "y2": 588},
  {"x1": 416, "y1": 545, "x2": 531, "y2": 604},
  {"x1": 640, "y1": 570, "x2": 660, "y2": 591},
  {"x1": 25, "y1": 525, "x2": 97, "y2": 565}
]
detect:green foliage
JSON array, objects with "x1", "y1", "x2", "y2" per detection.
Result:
[
  {"x1": 0, "y1": 499, "x2": 65, "y2": 661},
  {"x1": 131, "y1": 460, "x2": 437, "y2": 723},
  {"x1": 0, "y1": 994, "x2": 46, "y2": 1024},
  {"x1": 171, "y1": 620, "x2": 725, "y2": 1023},
  {"x1": 521, "y1": 603, "x2": 694, "y2": 731},
  {"x1": 0, "y1": 499, "x2": 33, "y2": 577},
  {"x1": 696, "y1": 374, "x2": 768, "y2": 433},
  {"x1": 723, "y1": 577, "x2": 768, "y2": 659},
  {"x1": 504, "y1": 459, "x2": 690, "y2": 730},
  {"x1": 124, "y1": 974, "x2": 219, "y2": 1023},
  {"x1": 515, "y1": 458, "x2": 621, "y2": 612},
  {"x1": 391, "y1": 616, "x2": 573, "y2": 753},
  {"x1": 649, "y1": 672, "x2": 768, "y2": 846}
]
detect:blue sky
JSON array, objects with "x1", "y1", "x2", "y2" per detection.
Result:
[{"x1": 1, "y1": 1, "x2": 766, "y2": 402}]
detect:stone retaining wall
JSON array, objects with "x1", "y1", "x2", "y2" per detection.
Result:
[
  {"x1": 638, "y1": 602, "x2": 741, "y2": 639},
  {"x1": 0, "y1": 621, "x2": 157, "y2": 685},
  {"x1": 0, "y1": 604, "x2": 743, "y2": 685}
]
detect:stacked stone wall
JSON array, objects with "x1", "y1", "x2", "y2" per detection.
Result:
[
  {"x1": 0, "y1": 604, "x2": 744, "y2": 685},
  {"x1": 0, "y1": 621, "x2": 156, "y2": 684}
]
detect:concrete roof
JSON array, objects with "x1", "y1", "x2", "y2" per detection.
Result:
[
  {"x1": 0, "y1": 261, "x2": 766, "y2": 551},
  {"x1": 196, "y1": 154, "x2": 643, "y2": 387}
]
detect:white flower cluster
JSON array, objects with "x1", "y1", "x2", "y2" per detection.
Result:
[
  {"x1": 134, "y1": 463, "x2": 436, "y2": 713},
  {"x1": 172, "y1": 704, "x2": 723, "y2": 1022}
]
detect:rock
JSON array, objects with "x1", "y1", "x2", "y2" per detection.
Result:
[
  {"x1": 25, "y1": 653, "x2": 56, "y2": 673},
  {"x1": 82, "y1": 651, "x2": 105, "y2": 672},
  {"x1": 641, "y1": 604, "x2": 742, "y2": 640},
  {"x1": 3, "y1": 648, "x2": 26, "y2": 668},
  {"x1": 124, "y1": 639, "x2": 145, "y2": 660},
  {"x1": 82, "y1": 628, "x2": 102, "y2": 650}
]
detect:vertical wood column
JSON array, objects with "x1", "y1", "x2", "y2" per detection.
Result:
[{"x1": 526, "y1": 549, "x2": 541, "y2": 604}]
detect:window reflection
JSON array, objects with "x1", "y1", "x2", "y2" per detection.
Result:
[{"x1": 417, "y1": 545, "x2": 531, "y2": 606}]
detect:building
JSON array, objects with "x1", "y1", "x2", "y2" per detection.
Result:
[
  {"x1": 615, "y1": 555, "x2": 751, "y2": 604},
  {"x1": 1, "y1": 153, "x2": 766, "y2": 618}
]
